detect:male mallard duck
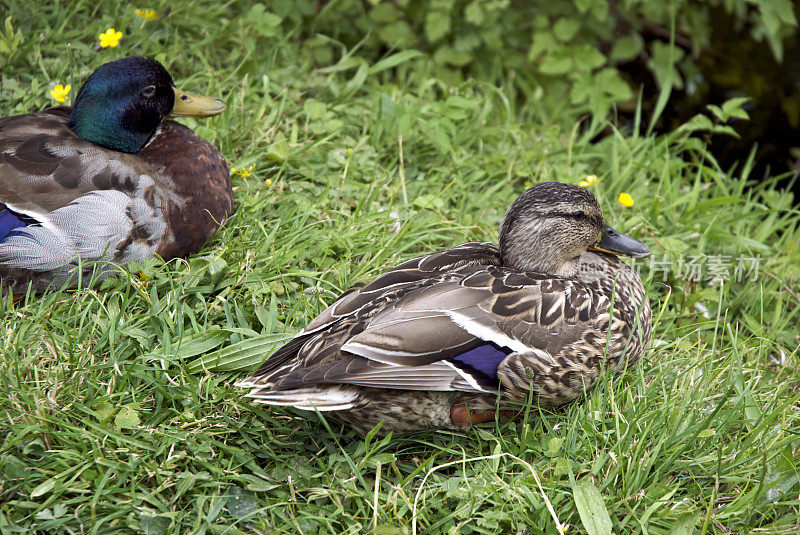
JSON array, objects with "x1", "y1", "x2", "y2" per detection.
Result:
[
  {"x1": 0, "y1": 56, "x2": 231, "y2": 293},
  {"x1": 237, "y1": 182, "x2": 652, "y2": 434}
]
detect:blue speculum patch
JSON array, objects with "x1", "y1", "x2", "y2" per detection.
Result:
[
  {"x1": 450, "y1": 343, "x2": 512, "y2": 387},
  {"x1": 0, "y1": 208, "x2": 27, "y2": 242}
]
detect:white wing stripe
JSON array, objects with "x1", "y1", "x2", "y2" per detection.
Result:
[
  {"x1": 445, "y1": 309, "x2": 529, "y2": 353},
  {"x1": 443, "y1": 360, "x2": 494, "y2": 393}
]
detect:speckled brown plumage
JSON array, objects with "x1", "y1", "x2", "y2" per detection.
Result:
[{"x1": 237, "y1": 183, "x2": 652, "y2": 435}]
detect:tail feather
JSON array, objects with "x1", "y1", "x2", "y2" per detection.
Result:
[{"x1": 236, "y1": 384, "x2": 359, "y2": 411}]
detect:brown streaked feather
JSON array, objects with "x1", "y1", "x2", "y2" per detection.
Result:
[
  {"x1": 301, "y1": 242, "x2": 501, "y2": 335},
  {"x1": 270, "y1": 356, "x2": 481, "y2": 392},
  {"x1": 0, "y1": 108, "x2": 154, "y2": 214},
  {"x1": 248, "y1": 244, "x2": 502, "y2": 380}
]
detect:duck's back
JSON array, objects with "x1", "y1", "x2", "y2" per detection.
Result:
[
  {"x1": 1, "y1": 108, "x2": 151, "y2": 213},
  {"x1": 249, "y1": 242, "x2": 503, "y2": 381}
]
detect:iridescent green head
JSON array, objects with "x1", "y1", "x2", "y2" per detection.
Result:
[{"x1": 68, "y1": 57, "x2": 226, "y2": 153}]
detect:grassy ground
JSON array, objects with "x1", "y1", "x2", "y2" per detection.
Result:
[{"x1": 2, "y1": 2, "x2": 800, "y2": 533}]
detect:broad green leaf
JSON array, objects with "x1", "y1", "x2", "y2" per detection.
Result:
[
  {"x1": 31, "y1": 478, "x2": 58, "y2": 498},
  {"x1": 246, "y1": 4, "x2": 283, "y2": 37},
  {"x1": 539, "y1": 49, "x2": 573, "y2": 75},
  {"x1": 140, "y1": 514, "x2": 170, "y2": 535},
  {"x1": 115, "y1": 406, "x2": 141, "y2": 429},
  {"x1": 303, "y1": 99, "x2": 327, "y2": 120},
  {"x1": 0, "y1": 16, "x2": 21, "y2": 66},
  {"x1": 425, "y1": 11, "x2": 450, "y2": 42},
  {"x1": 668, "y1": 513, "x2": 698, "y2": 535},
  {"x1": 721, "y1": 97, "x2": 751, "y2": 119},
  {"x1": 377, "y1": 21, "x2": 416, "y2": 46},
  {"x1": 227, "y1": 486, "x2": 259, "y2": 517},
  {"x1": 186, "y1": 333, "x2": 295, "y2": 373},
  {"x1": 369, "y1": 3, "x2": 400, "y2": 23},
  {"x1": 368, "y1": 50, "x2": 424, "y2": 75},
  {"x1": 573, "y1": 478, "x2": 613, "y2": 535},
  {"x1": 596, "y1": 68, "x2": 633, "y2": 100},
  {"x1": 610, "y1": 33, "x2": 643, "y2": 62},
  {"x1": 758, "y1": 0, "x2": 797, "y2": 60},
  {"x1": 547, "y1": 437, "x2": 564, "y2": 456},
  {"x1": 648, "y1": 41, "x2": 685, "y2": 90},
  {"x1": 363, "y1": 452, "x2": 396, "y2": 469},
  {"x1": 1, "y1": 455, "x2": 26, "y2": 479},
  {"x1": 464, "y1": 2, "x2": 483, "y2": 25},
  {"x1": 433, "y1": 45, "x2": 472, "y2": 66},
  {"x1": 528, "y1": 31, "x2": 556, "y2": 60},
  {"x1": 94, "y1": 402, "x2": 115, "y2": 421},
  {"x1": 267, "y1": 132, "x2": 289, "y2": 163},
  {"x1": 553, "y1": 18, "x2": 581, "y2": 42}
]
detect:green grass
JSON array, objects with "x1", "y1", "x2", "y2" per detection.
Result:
[{"x1": 2, "y1": 1, "x2": 800, "y2": 533}]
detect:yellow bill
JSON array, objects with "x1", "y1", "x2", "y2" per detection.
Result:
[{"x1": 170, "y1": 87, "x2": 226, "y2": 118}]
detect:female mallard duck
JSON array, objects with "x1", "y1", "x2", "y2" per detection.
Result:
[
  {"x1": 0, "y1": 56, "x2": 231, "y2": 293},
  {"x1": 238, "y1": 182, "x2": 652, "y2": 434}
]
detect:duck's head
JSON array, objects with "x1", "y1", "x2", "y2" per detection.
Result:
[
  {"x1": 68, "y1": 56, "x2": 226, "y2": 153},
  {"x1": 499, "y1": 182, "x2": 650, "y2": 277}
]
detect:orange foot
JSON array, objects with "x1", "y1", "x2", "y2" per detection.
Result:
[{"x1": 449, "y1": 403, "x2": 522, "y2": 427}]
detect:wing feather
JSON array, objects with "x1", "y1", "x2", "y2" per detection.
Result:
[
  {"x1": 0, "y1": 190, "x2": 166, "y2": 291},
  {"x1": 269, "y1": 356, "x2": 493, "y2": 393},
  {"x1": 299, "y1": 242, "x2": 501, "y2": 335},
  {"x1": 0, "y1": 108, "x2": 165, "y2": 214}
]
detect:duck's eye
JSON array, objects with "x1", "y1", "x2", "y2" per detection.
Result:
[
  {"x1": 571, "y1": 210, "x2": 585, "y2": 218},
  {"x1": 141, "y1": 85, "x2": 156, "y2": 98}
]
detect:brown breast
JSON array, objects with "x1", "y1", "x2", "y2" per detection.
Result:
[{"x1": 138, "y1": 121, "x2": 232, "y2": 260}]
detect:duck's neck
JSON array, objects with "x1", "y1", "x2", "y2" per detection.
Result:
[
  {"x1": 502, "y1": 252, "x2": 582, "y2": 278},
  {"x1": 554, "y1": 258, "x2": 581, "y2": 278},
  {"x1": 577, "y1": 252, "x2": 646, "y2": 307},
  {"x1": 68, "y1": 102, "x2": 159, "y2": 153}
]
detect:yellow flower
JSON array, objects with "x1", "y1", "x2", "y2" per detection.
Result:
[
  {"x1": 585, "y1": 174, "x2": 598, "y2": 185},
  {"x1": 265, "y1": 179, "x2": 273, "y2": 186},
  {"x1": 618, "y1": 192, "x2": 634, "y2": 208},
  {"x1": 99, "y1": 28, "x2": 123, "y2": 48},
  {"x1": 231, "y1": 164, "x2": 256, "y2": 178},
  {"x1": 49, "y1": 84, "x2": 71, "y2": 103},
  {"x1": 579, "y1": 180, "x2": 589, "y2": 188},
  {"x1": 135, "y1": 8, "x2": 159, "y2": 21},
  {"x1": 241, "y1": 163, "x2": 255, "y2": 177}
]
